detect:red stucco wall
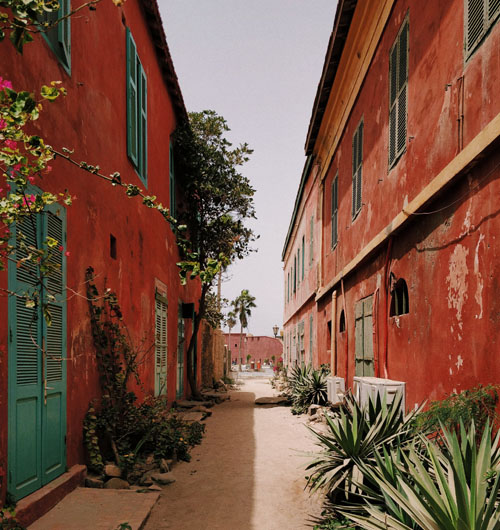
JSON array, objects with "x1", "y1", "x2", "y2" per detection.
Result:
[
  {"x1": 0, "y1": 0, "x2": 200, "y2": 500},
  {"x1": 225, "y1": 334, "x2": 283, "y2": 365}
]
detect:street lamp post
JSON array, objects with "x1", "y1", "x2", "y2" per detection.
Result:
[{"x1": 273, "y1": 324, "x2": 279, "y2": 338}]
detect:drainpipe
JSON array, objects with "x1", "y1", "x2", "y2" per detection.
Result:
[
  {"x1": 318, "y1": 180, "x2": 324, "y2": 291},
  {"x1": 341, "y1": 278, "x2": 348, "y2": 384},
  {"x1": 383, "y1": 238, "x2": 393, "y2": 378},
  {"x1": 331, "y1": 290, "x2": 337, "y2": 374},
  {"x1": 373, "y1": 288, "x2": 379, "y2": 377}
]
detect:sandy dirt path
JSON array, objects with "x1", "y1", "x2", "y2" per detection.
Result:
[{"x1": 144, "y1": 376, "x2": 324, "y2": 530}]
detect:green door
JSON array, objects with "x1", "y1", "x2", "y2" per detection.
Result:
[
  {"x1": 8, "y1": 203, "x2": 67, "y2": 501},
  {"x1": 154, "y1": 292, "x2": 168, "y2": 396},
  {"x1": 354, "y1": 295, "x2": 374, "y2": 377},
  {"x1": 176, "y1": 305, "x2": 184, "y2": 398}
]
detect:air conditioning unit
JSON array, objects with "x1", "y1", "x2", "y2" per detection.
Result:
[
  {"x1": 352, "y1": 376, "x2": 406, "y2": 413},
  {"x1": 326, "y1": 376, "x2": 345, "y2": 404}
]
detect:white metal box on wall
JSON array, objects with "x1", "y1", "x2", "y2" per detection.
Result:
[
  {"x1": 326, "y1": 376, "x2": 345, "y2": 403},
  {"x1": 352, "y1": 376, "x2": 406, "y2": 412}
]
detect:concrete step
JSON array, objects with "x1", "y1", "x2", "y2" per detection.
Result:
[
  {"x1": 28, "y1": 487, "x2": 160, "y2": 530},
  {"x1": 15, "y1": 464, "x2": 86, "y2": 528}
]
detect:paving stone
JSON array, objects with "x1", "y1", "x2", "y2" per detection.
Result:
[
  {"x1": 175, "y1": 411, "x2": 205, "y2": 423},
  {"x1": 254, "y1": 396, "x2": 288, "y2": 405},
  {"x1": 104, "y1": 478, "x2": 130, "y2": 489},
  {"x1": 104, "y1": 464, "x2": 122, "y2": 478},
  {"x1": 85, "y1": 477, "x2": 104, "y2": 489},
  {"x1": 28, "y1": 488, "x2": 160, "y2": 530},
  {"x1": 151, "y1": 473, "x2": 176, "y2": 485},
  {"x1": 148, "y1": 485, "x2": 163, "y2": 492},
  {"x1": 177, "y1": 399, "x2": 214, "y2": 409}
]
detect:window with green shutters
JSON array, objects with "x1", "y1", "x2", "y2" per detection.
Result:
[
  {"x1": 155, "y1": 292, "x2": 167, "y2": 396},
  {"x1": 126, "y1": 28, "x2": 147, "y2": 186},
  {"x1": 465, "y1": 0, "x2": 500, "y2": 58},
  {"x1": 352, "y1": 120, "x2": 363, "y2": 218},
  {"x1": 301, "y1": 236, "x2": 305, "y2": 280},
  {"x1": 40, "y1": 0, "x2": 71, "y2": 73},
  {"x1": 169, "y1": 140, "x2": 175, "y2": 217},
  {"x1": 331, "y1": 174, "x2": 338, "y2": 248},
  {"x1": 309, "y1": 314, "x2": 313, "y2": 360},
  {"x1": 297, "y1": 248, "x2": 300, "y2": 286},
  {"x1": 309, "y1": 215, "x2": 314, "y2": 267},
  {"x1": 389, "y1": 17, "x2": 409, "y2": 169}
]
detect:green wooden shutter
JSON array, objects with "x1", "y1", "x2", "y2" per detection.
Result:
[
  {"x1": 309, "y1": 215, "x2": 314, "y2": 266},
  {"x1": 489, "y1": 0, "x2": 500, "y2": 19},
  {"x1": 356, "y1": 121, "x2": 363, "y2": 215},
  {"x1": 331, "y1": 175, "x2": 338, "y2": 247},
  {"x1": 176, "y1": 305, "x2": 185, "y2": 398},
  {"x1": 389, "y1": 19, "x2": 408, "y2": 168},
  {"x1": 8, "y1": 212, "x2": 43, "y2": 499},
  {"x1": 297, "y1": 248, "x2": 300, "y2": 286},
  {"x1": 58, "y1": 0, "x2": 70, "y2": 69},
  {"x1": 155, "y1": 294, "x2": 168, "y2": 396},
  {"x1": 126, "y1": 29, "x2": 139, "y2": 167},
  {"x1": 301, "y1": 236, "x2": 305, "y2": 280},
  {"x1": 41, "y1": 203, "x2": 67, "y2": 485},
  {"x1": 139, "y1": 66, "x2": 148, "y2": 182}
]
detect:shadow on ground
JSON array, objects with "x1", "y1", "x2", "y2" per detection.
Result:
[{"x1": 144, "y1": 390, "x2": 257, "y2": 530}]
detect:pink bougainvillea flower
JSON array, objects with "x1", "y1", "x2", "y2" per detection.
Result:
[
  {"x1": 29, "y1": 194, "x2": 35, "y2": 203},
  {"x1": 0, "y1": 78, "x2": 13, "y2": 90},
  {"x1": 28, "y1": 176, "x2": 35, "y2": 184},
  {"x1": 58, "y1": 245, "x2": 64, "y2": 252},
  {"x1": 65, "y1": 251, "x2": 70, "y2": 257},
  {"x1": 5, "y1": 184, "x2": 11, "y2": 191},
  {"x1": 45, "y1": 166, "x2": 52, "y2": 173},
  {"x1": 4, "y1": 139, "x2": 17, "y2": 150},
  {"x1": 0, "y1": 119, "x2": 6, "y2": 129},
  {"x1": 12, "y1": 163, "x2": 21, "y2": 172}
]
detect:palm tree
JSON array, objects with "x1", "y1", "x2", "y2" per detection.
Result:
[
  {"x1": 226, "y1": 310, "x2": 237, "y2": 371},
  {"x1": 232, "y1": 289, "x2": 256, "y2": 370}
]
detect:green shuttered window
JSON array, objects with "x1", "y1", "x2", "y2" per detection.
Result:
[
  {"x1": 155, "y1": 293, "x2": 168, "y2": 396},
  {"x1": 352, "y1": 120, "x2": 363, "y2": 218},
  {"x1": 309, "y1": 215, "x2": 314, "y2": 267},
  {"x1": 127, "y1": 28, "x2": 148, "y2": 185},
  {"x1": 41, "y1": 0, "x2": 71, "y2": 73},
  {"x1": 466, "y1": 0, "x2": 500, "y2": 57},
  {"x1": 331, "y1": 174, "x2": 338, "y2": 248},
  {"x1": 389, "y1": 18, "x2": 409, "y2": 169}
]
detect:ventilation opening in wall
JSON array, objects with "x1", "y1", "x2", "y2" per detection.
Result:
[
  {"x1": 339, "y1": 310, "x2": 346, "y2": 332},
  {"x1": 110, "y1": 234, "x2": 117, "y2": 260},
  {"x1": 390, "y1": 278, "x2": 409, "y2": 316}
]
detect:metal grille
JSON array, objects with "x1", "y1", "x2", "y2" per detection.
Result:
[
  {"x1": 467, "y1": 0, "x2": 485, "y2": 53},
  {"x1": 489, "y1": 0, "x2": 500, "y2": 19}
]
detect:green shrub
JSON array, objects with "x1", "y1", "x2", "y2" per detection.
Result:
[
  {"x1": 414, "y1": 384, "x2": 498, "y2": 443},
  {"x1": 286, "y1": 364, "x2": 329, "y2": 414},
  {"x1": 345, "y1": 421, "x2": 500, "y2": 529},
  {"x1": 306, "y1": 392, "x2": 423, "y2": 515}
]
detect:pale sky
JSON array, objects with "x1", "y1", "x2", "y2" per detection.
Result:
[{"x1": 158, "y1": 1, "x2": 337, "y2": 335}]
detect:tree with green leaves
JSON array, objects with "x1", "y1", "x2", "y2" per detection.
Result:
[
  {"x1": 226, "y1": 309, "x2": 237, "y2": 368},
  {"x1": 232, "y1": 289, "x2": 256, "y2": 369},
  {"x1": 173, "y1": 111, "x2": 256, "y2": 398}
]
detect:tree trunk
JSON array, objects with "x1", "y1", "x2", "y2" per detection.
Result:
[
  {"x1": 238, "y1": 324, "x2": 243, "y2": 371},
  {"x1": 185, "y1": 283, "x2": 209, "y2": 400}
]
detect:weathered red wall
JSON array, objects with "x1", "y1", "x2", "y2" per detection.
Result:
[
  {"x1": 0, "y1": 0, "x2": 200, "y2": 499},
  {"x1": 315, "y1": 0, "x2": 500, "y2": 407},
  {"x1": 225, "y1": 334, "x2": 283, "y2": 364}
]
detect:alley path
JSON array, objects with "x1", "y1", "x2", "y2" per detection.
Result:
[{"x1": 144, "y1": 377, "x2": 323, "y2": 530}]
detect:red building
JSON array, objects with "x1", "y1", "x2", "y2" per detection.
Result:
[
  {"x1": 283, "y1": 0, "x2": 500, "y2": 410},
  {"x1": 225, "y1": 333, "x2": 283, "y2": 365},
  {"x1": 0, "y1": 0, "x2": 200, "y2": 512}
]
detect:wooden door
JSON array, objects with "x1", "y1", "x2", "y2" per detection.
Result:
[
  {"x1": 354, "y1": 295, "x2": 374, "y2": 377},
  {"x1": 8, "y1": 204, "x2": 67, "y2": 501}
]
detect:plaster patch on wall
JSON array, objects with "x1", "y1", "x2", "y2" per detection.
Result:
[
  {"x1": 474, "y1": 234, "x2": 485, "y2": 319},
  {"x1": 376, "y1": 273, "x2": 382, "y2": 289},
  {"x1": 449, "y1": 367, "x2": 453, "y2": 375},
  {"x1": 403, "y1": 195, "x2": 408, "y2": 208},
  {"x1": 446, "y1": 244, "x2": 469, "y2": 328},
  {"x1": 456, "y1": 354, "x2": 464, "y2": 370}
]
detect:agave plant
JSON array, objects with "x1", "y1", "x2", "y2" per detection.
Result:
[
  {"x1": 306, "y1": 392, "x2": 423, "y2": 509},
  {"x1": 345, "y1": 421, "x2": 500, "y2": 530}
]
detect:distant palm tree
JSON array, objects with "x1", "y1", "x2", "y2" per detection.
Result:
[
  {"x1": 226, "y1": 310, "x2": 237, "y2": 369},
  {"x1": 232, "y1": 289, "x2": 256, "y2": 370}
]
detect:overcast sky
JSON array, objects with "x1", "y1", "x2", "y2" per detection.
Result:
[{"x1": 158, "y1": 1, "x2": 337, "y2": 336}]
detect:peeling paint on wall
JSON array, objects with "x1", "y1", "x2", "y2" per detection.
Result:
[
  {"x1": 474, "y1": 234, "x2": 485, "y2": 319},
  {"x1": 446, "y1": 244, "x2": 469, "y2": 330}
]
